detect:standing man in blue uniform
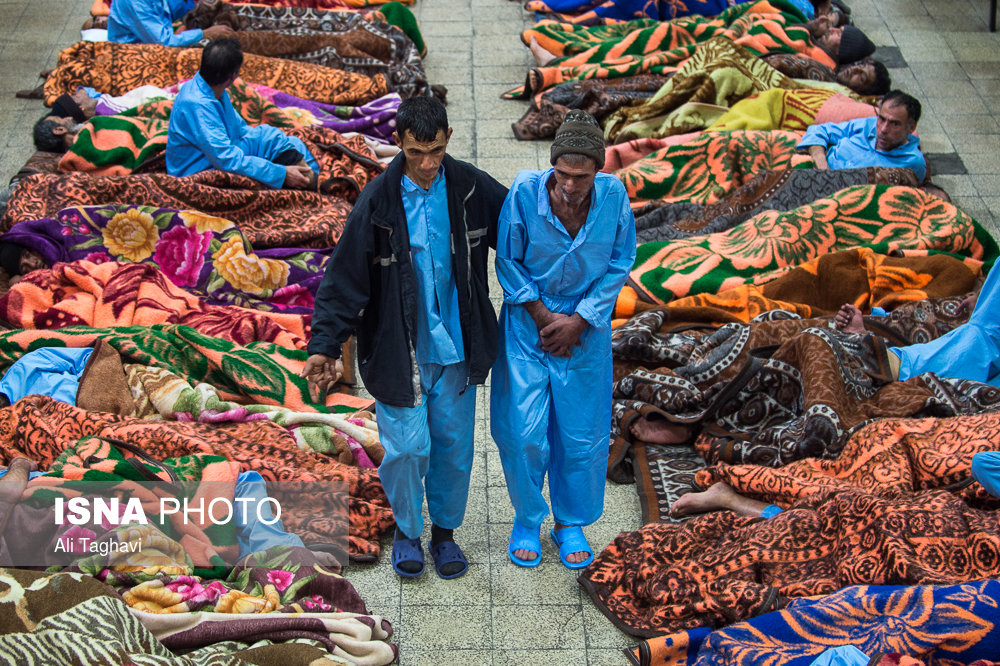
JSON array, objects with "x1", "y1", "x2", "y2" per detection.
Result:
[
  {"x1": 166, "y1": 38, "x2": 317, "y2": 190},
  {"x1": 491, "y1": 111, "x2": 636, "y2": 569},
  {"x1": 109, "y1": 0, "x2": 234, "y2": 47},
  {"x1": 302, "y1": 96, "x2": 508, "y2": 579}
]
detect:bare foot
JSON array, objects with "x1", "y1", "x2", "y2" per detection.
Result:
[
  {"x1": 554, "y1": 524, "x2": 590, "y2": 564},
  {"x1": 629, "y1": 416, "x2": 693, "y2": 444},
  {"x1": 670, "y1": 482, "x2": 770, "y2": 518},
  {"x1": 833, "y1": 304, "x2": 866, "y2": 334},
  {"x1": 529, "y1": 36, "x2": 557, "y2": 66},
  {"x1": 513, "y1": 547, "x2": 537, "y2": 561}
]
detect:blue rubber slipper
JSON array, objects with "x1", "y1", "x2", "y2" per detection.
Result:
[
  {"x1": 391, "y1": 536, "x2": 425, "y2": 578},
  {"x1": 430, "y1": 540, "x2": 469, "y2": 579},
  {"x1": 549, "y1": 526, "x2": 593, "y2": 570},
  {"x1": 508, "y1": 521, "x2": 541, "y2": 567}
]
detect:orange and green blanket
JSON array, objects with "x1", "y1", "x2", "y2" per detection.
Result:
[
  {"x1": 620, "y1": 185, "x2": 997, "y2": 315},
  {"x1": 59, "y1": 79, "x2": 336, "y2": 176},
  {"x1": 615, "y1": 247, "x2": 986, "y2": 327},
  {"x1": 507, "y1": 0, "x2": 833, "y2": 98}
]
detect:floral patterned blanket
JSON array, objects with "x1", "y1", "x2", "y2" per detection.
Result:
[
  {"x1": 4, "y1": 206, "x2": 328, "y2": 314},
  {"x1": 623, "y1": 185, "x2": 997, "y2": 314},
  {"x1": 0, "y1": 564, "x2": 396, "y2": 664},
  {"x1": 628, "y1": 580, "x2": 1000, "y2": 665}
]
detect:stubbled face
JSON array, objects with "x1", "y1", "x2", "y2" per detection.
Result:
[
  {"x1": 18, "y1": 249, "x2": 46, "y2": 275},
  {"x1": 819, "y1": 25, "x2": 843, "y2": 57},
  {"x1": 395, "y1": 128, "x2": 451, "y2": 189},
  {"x1": 836, "y1": 62, "x2": 874, "y2": 91},
  {"x1": 551, "y1": 156, "x2": 598, "y2": 207},
  {"x1": 50, "y1": 116, "x2": 81, "y2": 150},
  {"x1": 875, "y1": 101, "x2": 914, "y2": 151}
]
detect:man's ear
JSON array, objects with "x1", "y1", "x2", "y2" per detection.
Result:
[
  {"x1": 393, "y1": 131, "x2": 403, "y2": 150},
  {"x1": 51, "y1": 125, "x2": 67, "y2": 136},
  {"x1": 445, "y1": 127, "x2": 453, "y2": 143}
]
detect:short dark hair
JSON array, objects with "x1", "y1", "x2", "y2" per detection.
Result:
[
  {"x1": 860, "y1": 59, "x2": 891, "y2": 96},
  {"x1": 395, "y1": 96, "x2": 449, "y2": 142},
  {"x1": 33, "y1": 116, "x2": 66, "y2": 153},
  {"x1": 200, "y1": 38, "x2": 243, "y2": 86},
  {"x1": 881, "y1": 89, "x2": 921, "y2": 124}
]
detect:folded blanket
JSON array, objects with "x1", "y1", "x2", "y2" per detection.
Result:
[
  {"x1": 44, "y1": 41, "x2": 388, "y2": 107},
  {"x1": 4, "y1": 127, "x2": 383, "y2": 250},
  {"x1": 0, "y1": 566, "x2": 395, "y2": 664},
  {"x1": 624, "y1": 185, "x2": 996, "y2": 312},
  {"x1": 5, "y1": 206, "x2": 329, "y2": 314}
]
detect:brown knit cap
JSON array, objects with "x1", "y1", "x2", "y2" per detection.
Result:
[{"x1": 550, "y1": 110, "x2": 605, "y2": 169}]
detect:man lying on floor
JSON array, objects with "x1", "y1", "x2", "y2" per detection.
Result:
[
  {"x1": 109, "y1": 0, "x2": 234, "y2": 47},
  {"x1": 634, "y1": 261, "x2": 1000, "y2": 518},
  {"x1": 166, "y1": 37, "x2": 318, "y2": 190}
]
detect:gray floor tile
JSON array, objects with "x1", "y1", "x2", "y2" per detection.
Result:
[
  {"x1": 492, "y1": 605, "x2": 586, "y2": 649},
  {"x1": 397, "y1": 604, "x2": 492, "y2": 651},
  {"x1": 402, "y1": 561, "x2": 492, "y2": 605},
  {"x1": 400, "y1": 650, "x2": 492, "y2": 666},
  {"x1": 494, "y1": 649, "x2": 587, "y2": 665}
]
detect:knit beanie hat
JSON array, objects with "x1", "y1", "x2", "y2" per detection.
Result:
[
  {"x1": 50, "y1": 94, "x2": 87, "y2": 123},
  {"x1": 0, "y1": 242, "x2": 25, "y2": 277},
  {"x1": 550, "y1": 110, "x2": 605, "y2": 169},
  {"x1": 838, "y1": 25, "x2": 875, "y2": 65}
]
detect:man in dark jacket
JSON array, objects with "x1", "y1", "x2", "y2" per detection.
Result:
[{"x1": 302, "y1": 96, "x2": 508, "y2": 580}]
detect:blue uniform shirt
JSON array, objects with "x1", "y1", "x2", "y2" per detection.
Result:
[
  {"x1": 797, "y1": 116, "x2": 926, "y2": 182},
  {"x1": 109, "y1": 0, "x2": 204, "y2": 47},
  {"x1": 167, "y1": 74, "x2": 288, "y2": 188},
  {"x1": 496, "y1": 169, "x2": 636, "y2": 331},
  {"x1": 402, "y1": 170, "x2": 464, "y2": 366}
]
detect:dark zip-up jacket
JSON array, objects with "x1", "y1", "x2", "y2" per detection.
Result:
[{"x1": 308, "y1": 152, "x2": 509, "y2": 407}]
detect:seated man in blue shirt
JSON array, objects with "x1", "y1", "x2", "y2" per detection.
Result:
[
  {"x1": 797, "y1": 89, "x2": 927, "y2": 184},
  {"x1": 166, "y1": 38, "x2": 318, "y2": 190},
  {"x1": 109, "y1": 0, "x2": 234, "y2": 48}
]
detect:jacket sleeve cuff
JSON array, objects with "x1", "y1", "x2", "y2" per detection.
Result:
[{"x1": 306, "y1": 336, "x2": 343, "y2": 359}]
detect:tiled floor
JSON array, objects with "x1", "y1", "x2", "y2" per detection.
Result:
[{"x1": 0, "y1": 0, "x2": 998, "y2": 664}]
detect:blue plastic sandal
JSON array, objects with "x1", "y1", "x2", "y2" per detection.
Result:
[
  {"x1": 391, "y1": 537, "x2": 425, "y2": 578},
  {"x1": 430, "y1": 540, "x2": 469, "y2": 579},
  {"x1": 508, "y1": 521, "x2": 542, "y2": 567},
  {"x1": 549, "y1": 526, "x2": 593, "y2": 570}
]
